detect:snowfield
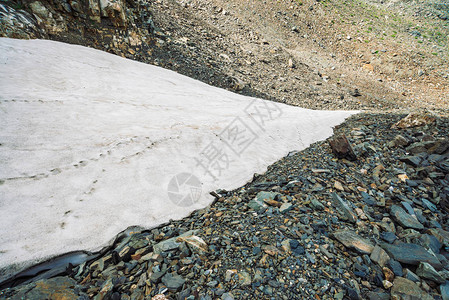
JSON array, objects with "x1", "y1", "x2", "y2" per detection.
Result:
[{"x1": 0, "y1": 38, "x2": 356, "y2": 279}]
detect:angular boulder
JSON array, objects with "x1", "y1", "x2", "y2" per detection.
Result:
[
  {"x1": 391, "y1": 277, "x2": 433, "y2": 300},
  {"x1": 332, "y1": 230, "x2": 374, "y2": 254},
  {"x1": 390, "y1": 205, "x2": 423, "y2": 230},
  {"x1": 381, "y1": 242, "x2": 442, "y2": 269}
]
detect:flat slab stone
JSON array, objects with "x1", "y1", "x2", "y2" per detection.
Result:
[
  {"x1": 399, "y1": 155, "x2": 423, "y2": 167},
  {"x1": 370, "y1": 245, "x2": 390, "y2": 267},
  {"x1": 391, "y1": 277, "x2": 433, "y2": 300},
  {"x1": 332, "y1": 230, "x2": 374, "y2": 254},
  {"x1": 153, "y1": 230, "x2": 199, "y2": 254},
  {"x1": 416, "y1": 262, "x2": 445, "y2": 283},
  {"x1": 390, "y1": 205, "x2": 424, "y2": 230},
  {"x1": 5, "y1": 277, "x2": 84, "y2": 300},
  {"x1": 428, "y1": 228, "x2": 449, "y2": 247},
  {"x1": 381, "y1": 242, "x2": 442, "y2": 269},
  {"x1": 161, "y1": 273, "x2": 185, "y2": 292},
  {"x1": 392, "y1": 113, "x2": 436, "y2": 129},
  {"x1": 256, "y1": 191, "x2": 281, "y2": 202}
]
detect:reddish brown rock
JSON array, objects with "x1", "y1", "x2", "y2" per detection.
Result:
[{"x1": 329, "y1": 135, "x2": 357, "y2": 161}]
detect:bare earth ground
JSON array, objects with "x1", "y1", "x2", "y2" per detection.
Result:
[
  {"x1": 143, "y1": 0, "x2": 449, "y2": 113},
  {"x1": 3, "y1": 0, "x2": 447, "y2": 114}
]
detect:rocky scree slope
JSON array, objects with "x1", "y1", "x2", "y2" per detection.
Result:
[{"x1": 1, "y1": 0, "x2": 449, "y2": 299}]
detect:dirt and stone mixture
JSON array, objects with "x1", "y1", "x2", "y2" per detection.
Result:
[{"x1": 1, "y1": 0, "x2": 449, "y2": 299}]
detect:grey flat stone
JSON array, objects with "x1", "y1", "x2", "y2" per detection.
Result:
[
  {"x1": 387, "y1": 259, "x2": 403, "y2": 277},
  {"x1": 428, "y1": 228, "x2": 449, "y2": 247},
  {"x1": 279, "y1": 202, "x2": 293, "y2": 213},
  {"x1": 370, "y1": 245, "x2": 390, "y2": 267},
  {"x1": 418, "y1": 234, "x2": 441, "y2": 253},
  {"x1": 404, "y1": 268, "x2": 421, "y2": 283},
  {"x1": 161, "y1": 273, "x2": 186, "y2": 291},
  {"x1": 360, "y1": 192, "x2": 375, "y2": 206},
  {"x1": 390, "y1": 205, "x2": 423, "y2": 230},
  {"x1": 422, "y1": 198, "x2": 437, "y2": 212},
  {"x1": 310, "y1": 197, "x2": 325, "y2": 210},
  {"x1": 400, "y1": 155, "x2": 423, "y2": 167},
  {"x1": 381, "y1": 242, "x2": 442, "y2": 269},
  {"x1": 416, "y1": 262, "x2": 445, "y2": 283},
  {"x1": 248, "y1": 198, "x2": 266, "y2": 212},
  {"x1": 332, "y1": 230, "x2": 374, "y2": 254},
  {"x1": 401, "y1": 201, "x2": 416, "y2": 216},
  {"x1": 153, "y1": 230, "x2": 199, "y2": 254},
  {"x1": 406, "y1": 141, "x2": 435, "y2": 154},
  {"x1": 256, "y1": 191, "x2": 281, "y2": 202},
  {"x1": 380, "y1": 231, "x2": 397, "y2": 244}
]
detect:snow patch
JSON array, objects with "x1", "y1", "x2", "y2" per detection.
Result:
[{"x1": 0, "y1": 38, "x2": 357, "y2": 278}]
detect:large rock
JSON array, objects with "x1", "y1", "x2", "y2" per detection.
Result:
[
  {"x1": 29, "y1": 1, "x2": 67, "y2": 34},
  {"x1": 176, "y1": 235, "x2": 208, "y2": 254},
  {"x1": 381, "y1": 242, "x2": 442, "y2": 269},
  {"x1": 392, "y1": 113, "x2": 436, "y2": 129},
  {"x1": 399, "y1": 155, "x2": 423, "y2": 167},
  {"x1": 248, "y1": 197, "x2": 267, "y2": 212},
  {"x1": 29, "y1": 1, "x2": 51, "y2": 20},
  {"x1": 153, "y1": 230, "x2": 199, "y2": 254},
  {"x1": 390, "y1": 277, "x2": 433, "y2": 300},
  {"x1": 6, "y1": 277, "x2": 84, "y2": 300},
  {"x1": 416, "y1": 262, "x2": 445, "y2": 283},
  {"x1": 256, "y1": 191, "x2": 281, "y2": 202},
  {"x1": 87, "y1": 0, "x2": 101, "y2": 22},
  {"x1": 429, "y1": 138, "x2": 449, "y2": 154},
  {"x1": 428, "y1": 228, "x2": 449, "y2": 247},
  {"x1": 99, "y1": 0, "x2": 127, "y2": 27},
  {"x1": 406, "y1": 141, "x2": 436, "y2": 154},
  {"x1": 370, "y1": 245, "x2": 390, "y2": 267},
  {"x1": 161, "y1": 273, "x2": 185, "y2": 292},
  {"x1": 390, "y1": 205, "x2": 423, "y2": 230},
  {"x1": 388, "y1": 135, "x2": 409, "y2": 148},
  {"x1": 332, "y1": 230, "x2": 374, "y2": 254},
  {"x1": 328, "y1": 135, "x2": 357, "y2": 161},
  {"x1": 418, "y1": 234, "x2": 442, "y2": 254}
]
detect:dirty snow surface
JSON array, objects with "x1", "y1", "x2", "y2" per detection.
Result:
[{"x1": 0, "y1": 38, "x2": 356, "y2": 277}]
